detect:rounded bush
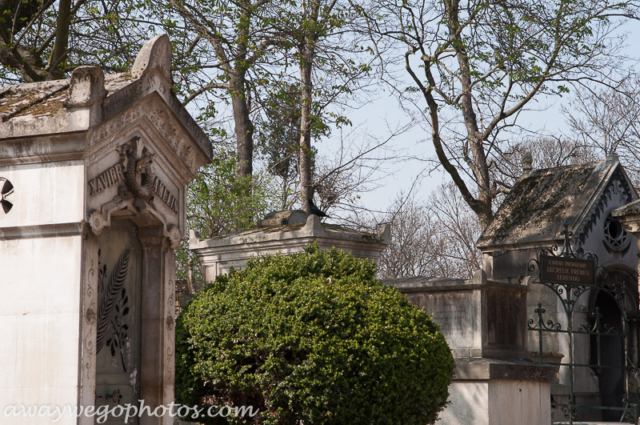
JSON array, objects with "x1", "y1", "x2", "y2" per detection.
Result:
[{"x1": 176, "y1": 245, "x2": 454, "y2": 424}]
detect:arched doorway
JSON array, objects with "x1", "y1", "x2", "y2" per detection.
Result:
[
  {"x1": 590, "y1": 289, "x2": 624, "y2": 420},
  {"x1": 589, "y1": 269, "x2": 639, "y2": 421}
]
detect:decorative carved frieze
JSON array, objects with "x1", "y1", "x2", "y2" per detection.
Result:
[{"x1": 87, "y1": 99, "x2": 202, "y2": 177}]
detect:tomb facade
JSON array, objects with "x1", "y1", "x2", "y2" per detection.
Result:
[
  {"x1": 478, "y1": 153, "x2": 639, "y2": 422},
  {"x1": 0, "y1": 35, "x2": 212, "y2": 424},
  {"x1": 189, "y1": 213, "x2": 390, "y2": 281},
  {"x1": 388, "y1": 153, "x2": 640, "y2": 424}
]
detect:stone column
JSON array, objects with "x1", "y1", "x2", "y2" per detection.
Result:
[{"x1": 138, "y1": 226, "x2": 173, "y2": 425}]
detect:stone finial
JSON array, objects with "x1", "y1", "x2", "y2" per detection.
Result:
[
  {"x1": 522, "y1": 151, "x2": 533, "y2": 177},
  {"x1": 303, "y1": 213, "x2": 325, "y2": 236},
  {"x1": 64, "y1": 66, "x2": 107, "y2": 108},
  {"x1": 131, "y1": 34, "x2": 172, "y2": 83},
  {"x1": 189, "y1": 228, "x2": 203, "y2": 244},
  {"x1": 606, "y1": 152, "x2": 619, "y2": 164},
  {"x1": 378, "y1": 223, "x2": 391, "y2": 244},
  {"x1": 471, "y1": 269, "x2": 487, "y2": 285}
]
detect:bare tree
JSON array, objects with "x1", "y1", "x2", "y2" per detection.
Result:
[
  {"x1": 563, "y1": 78, "x2": 640, "y2": 185},
  {"x1": 376, "y1": 194, "x2": 440, "y2": 278},
  {"x1": 490, "y1": 135, "x2": 599, "y2": 189},
  {"x1": 358, "y1": 0, "x2": 639, "y2": 229},
  {"x1": 371, "y1": 182, "x2": 482, "y2": 280}
]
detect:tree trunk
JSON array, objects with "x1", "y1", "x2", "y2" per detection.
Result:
[
  {"x1": 50, "y1": 0, "x2": 72, "y2": 79},
  {"x1": 445, "y1": 0, "x2": 493, "y2": 228},
  {"x1": 231, "y1": 79, "x2": 254, "y2": 179},
  {"x1": 298, "y1": 0, "x2": 320, "y2": 213},
  {"x1": 299, "y1": 46, "x2": 314, "y2": 213}
]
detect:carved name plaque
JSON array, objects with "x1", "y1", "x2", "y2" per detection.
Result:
[
  {"x1": 89, "y1": 164, "x2": 124, "y2": 195},
  {"x1": 540, "y1": 255, "x2": 595, "y2": 285},
  {"x1": 152, "y1": 177, "x2": 178, "y2": 213},
  {"x1": 419, "y1": 292, "x2": 474, "y2": 347},
  {"x1": 431, "y1": 304, "x2": 470, "y2": 336}
]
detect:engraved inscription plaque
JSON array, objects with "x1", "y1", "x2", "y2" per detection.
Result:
[
  {"x1": 540, "y1": 255, "x2": 595, "y2": 285},
  {"x1": 423, "y1": 292, "x2": 474, "y2": 347}
]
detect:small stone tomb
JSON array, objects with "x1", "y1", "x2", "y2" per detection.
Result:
[
  {"x1": 190, "y1": 212, "x2": 390, "y2": 281},
  {"x1": 387, "y1": 154, "x2": 640, "y2": 424}
]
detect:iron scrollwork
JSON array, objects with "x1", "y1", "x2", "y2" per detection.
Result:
[{"x1": 524, "y1": 225, "x2": 640, "y2": 424}]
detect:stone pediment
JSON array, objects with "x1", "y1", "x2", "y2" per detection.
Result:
[
  {"x1": 86, "y1": 134, "x2": 183, "y2": 247},
  {"x1": 0, "y1": 35, "x2": 213, "y2": 246}
]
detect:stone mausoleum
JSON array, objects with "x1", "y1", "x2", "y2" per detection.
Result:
[
  {"x1": 389, "y1": 153, "x2": 640, "y2": 424},
  {"x1": 0, "y1": 36, "x2": 212, "y2": 424}
]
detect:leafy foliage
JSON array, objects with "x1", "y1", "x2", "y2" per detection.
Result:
[
  {"x1": 176, "y1": 245, "x2": 454, "y2": 424},
  {"x1": 174, "y1": 146, "x2": 276, "y2": 285},
  {"x1": 0, "y1": 0, "x2": 153, "y2": 82}
]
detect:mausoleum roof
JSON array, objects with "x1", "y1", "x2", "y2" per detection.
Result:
[
  {"x1": 0, "y1": 73, "x2": 133, "y2": 122},
  {"x1": 191, "y1": 216, "x2": 389, "y2": 248},
  {"x1": 477, "y1": 155, "x2": 637, "y2": 250},
  {"x1": 0, "y1": 35, "x2": 212, "y2": 167}
]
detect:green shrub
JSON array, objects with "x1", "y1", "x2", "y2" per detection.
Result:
[{"x1": 176, "y1": 245, "x2": 454, "y2": 424}]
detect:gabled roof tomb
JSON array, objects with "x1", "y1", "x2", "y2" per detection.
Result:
[{"x1": 477, "y1": 155, "x2": 637, "y2": 250}]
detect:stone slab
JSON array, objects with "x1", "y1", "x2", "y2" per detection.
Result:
[
  {"x1": 454, "y1": 358, "x2": 558, "y2": 382},
  {"x1": 191, "y1": 214, "x2": 390, "y2": 281},
  {"x1": 391, "y1": 272, "x2": 532, "y2": 359}
]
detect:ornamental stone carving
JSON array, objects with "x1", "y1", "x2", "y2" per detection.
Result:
[{"x1": 0, "y1": 177, "x2": 13, "y2": 214}]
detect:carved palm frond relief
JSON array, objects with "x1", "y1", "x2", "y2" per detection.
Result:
[{"x1": 96, "y1": 248, "x2": 131, "y2": 354}]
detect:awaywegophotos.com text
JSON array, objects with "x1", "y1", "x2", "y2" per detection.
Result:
[{"x1": 3, "y1": 401, "x2": 259, "y2": 423}]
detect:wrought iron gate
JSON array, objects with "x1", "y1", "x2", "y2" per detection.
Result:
[{"x1": 526, "y1": 226, "x2": 640, "y2": 423}]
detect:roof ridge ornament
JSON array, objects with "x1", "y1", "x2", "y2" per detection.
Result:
[
  {"x1": 522, "y1": 151, "x2": 533, "y2": 177},
  {"x1": 131, "y1": 34, "x2": 172, "y2": 84},
  {"x1": 64, "y1": 66, "x2": 107, "y2": 109}
]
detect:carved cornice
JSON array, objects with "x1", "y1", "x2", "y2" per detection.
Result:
[
  {"x1": 0, "y1": 222, "x2": 87, "y2": 240},
  {"x1": 87, "y1": 96, "x2": 207, "y2": 179},
  {"x1": 0, "y1": 132, "x2": 86, "y2": 166}
]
